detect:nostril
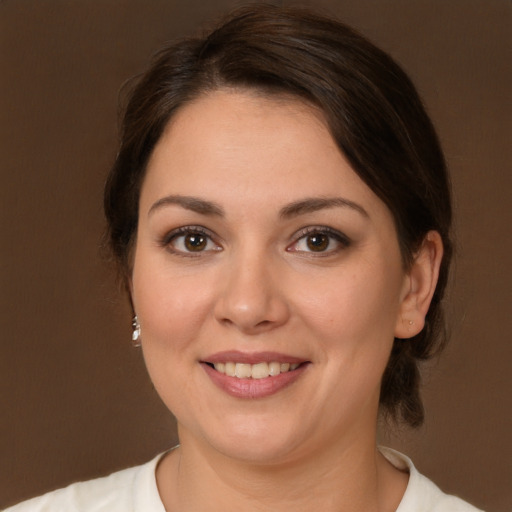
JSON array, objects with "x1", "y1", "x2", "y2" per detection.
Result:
[{"x1": 255, "y1": 320, "x2": 272, "y2": 328}]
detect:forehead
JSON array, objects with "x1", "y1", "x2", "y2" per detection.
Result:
[
  {"x1": 164, "y1": 89, "x2": 330, "y2": 156},
  {"x1": 140, "y1": 89, "x2": 386, "y2": 219}
]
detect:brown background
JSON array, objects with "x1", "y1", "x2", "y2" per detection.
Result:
[{"x1": 1, "y1": 0, "x2": 510, "y2": 510}]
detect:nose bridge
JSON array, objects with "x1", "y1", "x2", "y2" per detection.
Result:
[{"x1": 214, "y1": 242, "x2": 289, "y2": 332}]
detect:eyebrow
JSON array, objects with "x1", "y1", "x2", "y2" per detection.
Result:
[
  {"x1": 279, "y1": 197, "x2": 369, "y2": 219},
  {"x1": 148, "y1": 194, "x2": 368, "y2": 219},
  {"x1": 148, "y1": 195, "x2": 224, "y2": 217}
]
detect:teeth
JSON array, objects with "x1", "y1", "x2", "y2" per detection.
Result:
[
  {"x1": 251, "y1": 362, "x2": 269, "y2": 379},
  {"x1": 225, "y1": 362, "x2": 236, "y2": 377},
  {"x1": 235, "y1": 363, "x2": 252, "y2": 378},
  {"x1": 212, "y1": 361, "x2": 302, "y2": 378},
  {"x1": 268, "y1": 362, "x2": 281, "y2": 376}
]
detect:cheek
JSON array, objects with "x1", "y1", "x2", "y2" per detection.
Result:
[
  {"x1": 295, "y1": 265, "x2": 403, "y2": 338},
  {"x1": 132, "y1": 256, "x2": 215, "y2": 351},
  {"x1": 290, "y1": 259, "x2": 405, "y2": 395},
  {"x1": 132, "y1": 264, "x2": 216, "y2": 411}
]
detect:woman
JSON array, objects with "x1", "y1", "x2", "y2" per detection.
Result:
[{"x1": 6, "y1": 4, "x2": 482, "y2": 511}]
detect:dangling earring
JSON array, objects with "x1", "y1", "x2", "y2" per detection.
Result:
[{"x1": 132, "y1": 315, "x2": 141, "y2": 347}]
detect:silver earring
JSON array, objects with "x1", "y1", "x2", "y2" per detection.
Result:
[{"x1": 132, "y1": 315, "x2": 141, "y2": 347}]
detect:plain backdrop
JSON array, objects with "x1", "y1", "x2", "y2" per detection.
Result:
[{"x1": 1, "y1": 0, "x2": 510, "y2": 510}]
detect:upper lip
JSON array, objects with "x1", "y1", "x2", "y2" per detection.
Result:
[{"x1": 202, "y1": 350, "x2": 308, "y2": 365}]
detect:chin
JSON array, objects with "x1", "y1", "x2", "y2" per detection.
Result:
[
  {"x1": 215, "y1": 436, "x2": 304, "y2": 466},
  {"x1": 184, "y1": 412, "x2": 311, "y2": 465}
]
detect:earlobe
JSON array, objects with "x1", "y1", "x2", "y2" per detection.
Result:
[
  {"x1": 127, "y1": 277, "x2": 137, "y2": 316},
  {"x1": 394, "y1": 231, "x2": 443, "y2": 339}
]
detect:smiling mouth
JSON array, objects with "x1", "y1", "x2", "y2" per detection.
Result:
[{"x1": 205, "y1": 361, "x2": 303, "y2": 379}]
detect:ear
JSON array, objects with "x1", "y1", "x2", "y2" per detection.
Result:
[
  {"x1": 126, "y1": 277, "x2": 136, "y2": 315},
  {"x1": 394, "y1": 231, "x2": 444, "y2": 339}
]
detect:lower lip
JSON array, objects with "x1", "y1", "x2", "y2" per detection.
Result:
[{"x1": 201, "y1": 363, "x2": 308, "y2": 399}]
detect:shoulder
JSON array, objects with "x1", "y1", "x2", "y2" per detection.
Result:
[
  {"x1": 4, "y1": 453, "x2": 167, "y2": 512},
  {"x1": 380, "y1": 447, "x2": 484, "y2": 512}
]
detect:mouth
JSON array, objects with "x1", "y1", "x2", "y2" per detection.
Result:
[
  {"x1": 204, "y1": 361, "x2": 302, "y2": 379},
  {"x1": 200, "y1": 351, "x2": 310, "y2": 399}
]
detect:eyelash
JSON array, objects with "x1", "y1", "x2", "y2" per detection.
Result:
[
  {"x1": 160, "y1": 225, "x2": 351, "y2": 257},
  {"x1": 287, "y1": 226, "x2": 351, "y2": 256},
  {"x1": 161, "y1": 226, "x2": 220, "y2": 257}
]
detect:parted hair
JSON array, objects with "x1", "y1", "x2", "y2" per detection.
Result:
[{"x1": 104, "y1": 3, "x2": 452, "y2": 427}]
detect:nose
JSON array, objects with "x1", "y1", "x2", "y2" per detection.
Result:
[{"x1": 213, "y1": 251, "x2": 290, "y2": 335}]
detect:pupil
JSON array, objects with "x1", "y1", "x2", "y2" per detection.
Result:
[
  {"x1": 307, "y1": 234, "x2": 329, "y2": 251},
  {"x1": 185, "y1": 234, "x2": 206, "y2": 251}
]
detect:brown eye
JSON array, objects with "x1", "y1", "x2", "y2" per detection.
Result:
[
  {"x1": 184, "y1": 233, "x2": 207, "y2": 251},
  {"x1": 306, "y1": 233, "x2": 329, "y2": 252},
  {"x1": 165, "y1": 226, "x2": 221, "y2": 256},
  {"x1": 287, "y1": 227, "x2": 350, "y2": 255}
]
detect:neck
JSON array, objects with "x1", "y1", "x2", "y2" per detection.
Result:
[{"x1": 156, "y1": 425, "x2": 407, "y2": 512}]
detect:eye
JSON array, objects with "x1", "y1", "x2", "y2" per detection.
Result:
[
  {"x1": 164, "y1": 227, "x2": 221, "y2": 255},
  {"x1": 303, "y1": 233, "x2": 330, "y2": 252},
  {"x1": 287, "y1": 227, "x2": 350, "y2": 255}
]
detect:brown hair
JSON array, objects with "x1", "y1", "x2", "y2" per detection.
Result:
[{"x1": 104, "y1": 4, "x2": 452, "y2": 427}]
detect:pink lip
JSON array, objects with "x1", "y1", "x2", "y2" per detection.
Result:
[
  {"x1": 203, "y1": 350, "x2": 306, "y2": 365},
  {"x1": 201, "y1": 358, "x2": 310, "y2": 400}
]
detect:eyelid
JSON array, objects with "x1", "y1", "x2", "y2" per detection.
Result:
[
  {"x1": 162, "y1": 225, "x2": 211, "y2": 243},
  {"x1": 287, "y1": 225, "x2": 351, "y2": 254},
  {"x1": 161, "y1": 225, "x2": 222, "y2": 255}
]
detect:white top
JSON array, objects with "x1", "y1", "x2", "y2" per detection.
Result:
[{"x1": 5, "y1": 448, "x2": 483, "y2": 511}]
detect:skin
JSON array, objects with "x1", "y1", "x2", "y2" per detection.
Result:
[{"x1": 131, "y1": 90, "x2": 442, "y2": 511}]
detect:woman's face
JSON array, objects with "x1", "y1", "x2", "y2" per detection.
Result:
[{"x1": 132, "y1": 91, "x2": 412, "y2": 463}]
